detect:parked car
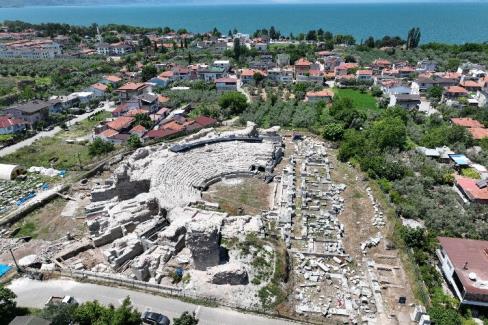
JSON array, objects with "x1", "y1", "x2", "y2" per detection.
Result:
[
  {"x1": 141, "y1": 311, "x2": 170, "y2": 325},
  {"x1": 45, "y1": 295, "x2": 77, "y2": 307}
]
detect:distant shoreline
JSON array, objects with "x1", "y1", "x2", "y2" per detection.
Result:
[
  {"x1": 2, "y1": 2, "x2": 488, "y2": 44},
  {"x1": 2, "y1": 0, "x2": 488, "y2": 8}
]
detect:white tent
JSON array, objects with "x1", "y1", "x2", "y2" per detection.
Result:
[{"x1": 0, "y1": 163, "x2": 25, "y2": 181}]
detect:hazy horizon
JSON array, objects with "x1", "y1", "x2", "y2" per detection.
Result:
[{"x1": 6, "y1": 0, "x2": 488, "y2": 6}]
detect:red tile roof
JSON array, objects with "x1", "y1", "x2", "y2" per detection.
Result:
[
  {"x1": 104, "y1": 75, "x2": 122, "y2": 83},
  {"x1": 130, "y1": 125, "x2": 147, "y2": 134},
  {"x1": 451, "y1": 118, "x2": 484, "y2": 128},
  {"x1": 99, "y1": 128, "x2": 119, "y2": 138},
  {"x1": 144, "y1": 128, "x2": 180, "y2": 139},
  {"x1": 456, "y1": 175, "x2": 488, "y2": 200},
  {"x1": 446, "y1": 86, "x2": 468, "y2": 94},
  {"x1": 158, "y1": 95, "x2": 170, "y2": 103},
  {"x1": 356, "y1": 69, "x2": 373, "y2": 75},
  {"x1": 468, "y1": 127, "x2": 488, "y2": 140},
  {"x1": 126, "y1": 109, "x2": 148, "y2": 117},
  {"x1": 460, "y1": 80, "x2": 483, "y2": 88},
  {"x1": 117, "y1": 82, "x2": 148, "y2": 92},
  {"x1": 162, "y1": 120, "x2": 185, "y2": 132},
  {"x1": 241, "y1": 69, "x2": 255, "y2": 77},
  {"x1": 438, "y1": 236, "x2": 488, "y2": 295},
  {"x1": 373, "y1": 59, "x2": 391, "y2": 66},
  {"x1": 295, "y1": 58, "x2": 312, "y2": 66},
  {"x1": 106, "y1": 116, "x2": 135, "y2": 131},
  {"x1": 90, "y1": 83, "x2": 108, "y2": 92},
  {"x1": 195, "y1": 116, "x2": 217, "y2": 128},
  {"x1": 159, "y1": 71, "x2": 174, "y2": 78},
  {"x1": 215, "y1": 77, "x2": 237, "y2": 84},
  {"x1": 112, "y1": 103, "x2": 130, "y2": 115},
  {"x1": 0, "y1": 116, "x2": 27, "y2": 128}
]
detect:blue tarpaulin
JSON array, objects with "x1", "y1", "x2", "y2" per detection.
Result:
[
  {"x1": 449, "y1": 154, "x2": 471, "y2": 166},
  {"x1": 0, "y1": 264, "x2": 12, "y2": 277}
]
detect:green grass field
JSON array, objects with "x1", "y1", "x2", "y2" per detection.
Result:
[
  {"x1": 0, "y1": 111, "x2": 112, "y2": 170},
  {"x1": 333, "y1": 88, "x2": 380, "y2": 112}
]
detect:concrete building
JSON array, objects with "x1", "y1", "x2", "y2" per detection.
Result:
[
  {"x1": 389, "y1": 94, "x2": 421, "y2": 109},
  {"x1": 116, "y1": 83, "x2": 150, "y2": 101},
  {"x1": 215, "y1": 78, "x2": 239, "y2": 92},
  {"x1": 0, "y1": 116, "x2": 27, "y2": 134},
  {"x1": 0, "y1": 39, "x2": 61, "y2": 59},
  {"x1": 5, "y1": 100, "x2": 50, "y2": 124}
]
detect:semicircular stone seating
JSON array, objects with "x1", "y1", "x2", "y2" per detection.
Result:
[{"x1": 130, "y1": 140, "x2": 276, "y2": 210}]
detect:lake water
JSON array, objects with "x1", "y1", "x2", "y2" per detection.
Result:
[{"x1": 0, "y1": 3, "x2": 488, "y2": 44}]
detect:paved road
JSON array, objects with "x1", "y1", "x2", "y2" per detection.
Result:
[
  {"x1": 8, "y1": 278, "x2": 297, "y2": 325},
  {"x1": 0, "y1": 102, "x2": 114, "y2": 158}
]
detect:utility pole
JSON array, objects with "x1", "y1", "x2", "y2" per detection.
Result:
[{"x1": 9, "y1": 248, "x2": 21, "y2": 272}]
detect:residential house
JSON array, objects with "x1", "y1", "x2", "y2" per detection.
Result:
[
  {"x1": 267, "y1": 68, "x2": 294, "y2": 84},
  {"x1": 356, "y1": 70, "x2": 373, "y2": 82},
  {"x1": 213, "y1": 60, "x2": 231, "y2": 70},
  {"x1": 240, "y1": 69, "x2": 256, "y2": 84},
  {"x1": 305, "y1": 89, "x2": 334, "y2": 103},
  {"x1": 194, "y1": 116, "x2": 217, "y2": 128},
  {"x1": 0, "y1": 115, "x2": 27, "y2": 134},
  {"x1": 69, "y1": 92, "x2": 94, "y2": 105},
  {"x1": 105, "y1": 116, "x2": 135, "y2": 133},
  {"x1": 460, "y1": 80, "x2": 483, "y2": 93},
  {"x1": 416, "y1": 59, "x2": 437, "y2": 73},
  {"x1": 467, "y1": 128, "x2": 488, "y2": 140},
  {"x1": 323, "y1": 56, "x2": 343, "y2": 71},
  {"x1": 398, "y1": 66, "x2": 415, "y2": 78},
  {"x1": 334, "y1": 63, "x2": 358, "y2": 77},
  {"x1": 47, "y1": 98, "x2": 63, "y2": 114},
  {"x1": 276, "y1": 53, "x2": 290, "y2": 67},
  {"x1": 143, "y1": 128, "x2": 181, "y2": 141},
  {"x1": 87, "y1": 83, "x2": 108, "y2": 98},
  {"x1": 437, "y1": 236, "x2": 488, "y2": 305},
  {"x1": 96, "y1": 42, "x2": 132, "y2": 56},
  {"x1": 413, "y1": 76, "x2": 457, "y2": 92},
  {"x1": 294, "y1": 58, "x2": 312, "y2": 78},
  {"x1": 450, "y1": 118, "x2": 488, "y2": 140},
  {"x1": 116, "y1": 82, "x2": 150, "y2": 101},
  {"x1": 129, "y1": 125, "x2": 147, "y2": 138},
  {"x1": 215, "y1": 78, "x2": 239, "y2": 92},
  {"x1": 389, "y1": 94, "x2": 421, "y2": 109},
  {"x1": 101, "y1": 75, "x2": 122, "y2": 86},
  {"x1": 383, "y1": 84, "x2": 412, "y2": 96},
  {"x1": 372, "y1": 59, "x2": 392, "y2": 72},
  {"x1": 451, "y1": 117, "x2": 484, "y2": 128},
  {"x1": 444, "y1": 86, "x2": 468, "y2": 100},
  {"x1": 5, "y1": 100, "x2": 50, "y2": 124},
  {"x1": 148, "y1": 74, "x2": 171, "y2": 88},
  {"x1": 198, "y1": 65, "x2": 227, "y2": 82},
  {"x1": 112, "y1": 100, "x2": 140, "y2": 117},
  {"x1": 138, "y1": 93, "x2": 159, "y2": 113},
  {"x1": 254, "y1": 42, "x2": 268, "y2": 52}
]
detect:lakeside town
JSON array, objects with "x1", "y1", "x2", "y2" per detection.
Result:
[{"x1": 0, "y1": 19, "x2": 488, "y2": 325}]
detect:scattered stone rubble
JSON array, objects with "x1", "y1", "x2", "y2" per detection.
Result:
[{"x1": 268, "y1": 137, "x2": 380, "y2": 323}]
